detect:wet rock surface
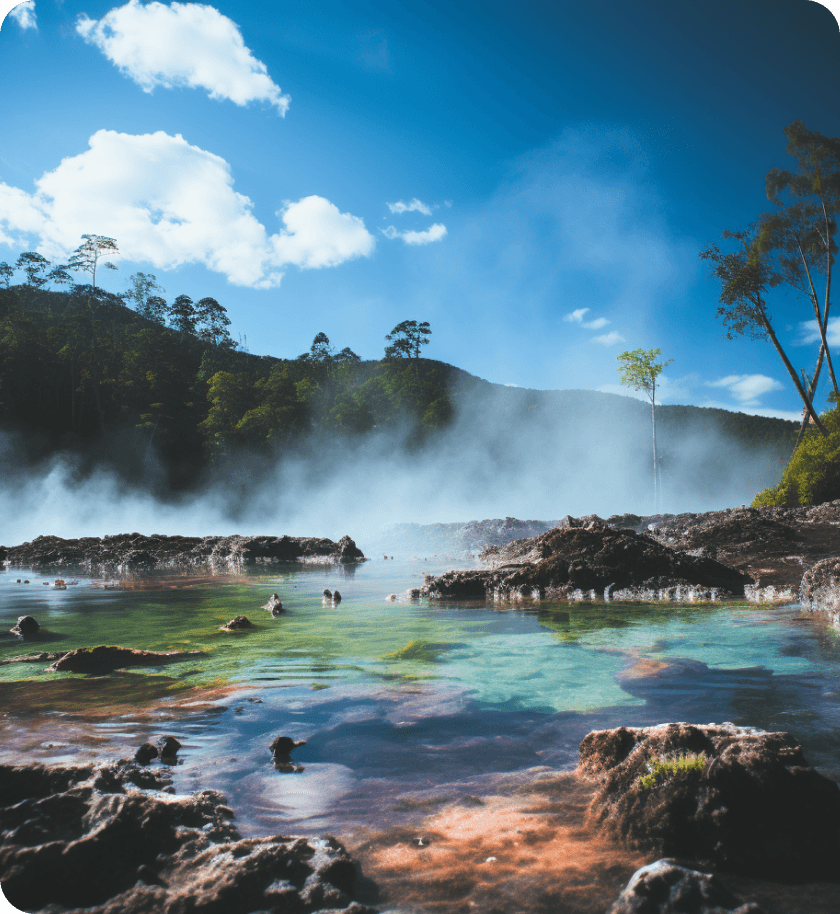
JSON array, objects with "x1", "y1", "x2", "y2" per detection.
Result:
[
  {"x1": 1, "y1": 532, "x2": 365, "y2": 571},
  {"x1": 425, "y1": 520, "x2": 752, "y2": 600},
  {"x1": 10, "y1": 615, "x2": 40, "y2": 637},
  {"x1": 578, "y1": 722, "x2": 840, "y2": 879},
  {"x1": 800, "y1": 557, "x2": 840, "y2": 625},
  {"x1": 608, "y1": 860, "x2": 765, "y2": 914},
  {"x1": 0, "y1": 760, "x2": 375, "y2": 914},
  {"x1": 219, "y1": 615, "x2": 254, "y2": 632},
  {"x1": 48, "y1": 645, "x2": 206, "y2": 673}
]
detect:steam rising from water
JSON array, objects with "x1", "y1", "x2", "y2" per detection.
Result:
[{"x1": 0, "y1": 380, "x2": 787, "y2": 546}]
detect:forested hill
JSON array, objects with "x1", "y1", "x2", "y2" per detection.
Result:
[{"x1": 0, "y1": 285, "x2": 796, "y2": 502}]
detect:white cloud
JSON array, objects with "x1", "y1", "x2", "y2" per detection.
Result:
[
  {"x1": 76, "y1": 1, "x2": 290, "y2": 114},
  {"x1": 707, "y1": 374, "x2": 783, "y2": 406},
  {"x1": 0, "y1": 130, "x2": 374, "y2": 287},
  {"x1": 7, "y1": 1, "x2": 36, "y2": 29},
  {"x1": 381, "y1": 222, "x2": 447, "y2": 245},
  {"x1": 563, "y1": 307, "x2": 610, "y2": 330},
  {"x1": 592, "y1": 330, "x2": 625, "y2": 346},
  {"x1": 797, "y1": 317, "x2": 840, "y2": 348},
  {"x1": 387, "y1": 198, "x2": 432, "y2": 216}
]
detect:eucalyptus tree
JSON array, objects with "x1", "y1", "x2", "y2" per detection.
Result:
[
  {"x1": 617, "y1": 347, "x2": 673, "y2": 512},
  {"x1": 762, "y1": 121, "x2": 840, "y2": 442},
  {"x1": 126, "y1": 272, "x2": 166, "y2": 323},
  {"x1": 15, "y1": 252, "x2": 51, "y2": 289},
  {"x1": 0, "y1": 262, "x2": 13, "y2": 288},
  {"x1": 701, "y1": 227, "x2": 826, "y2": 436},
  {"x1": 195, "y1": 297, "x2": 232, "y2": 346},
  {"x1": 67, "y1": 234, "x2": 119, "y2": 289},
  {"x1": 169, "y1": 294, "x2": 197, "y2": 335}
]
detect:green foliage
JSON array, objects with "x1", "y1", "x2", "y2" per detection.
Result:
[
  {"x1": 381, "y1": 639, "x2": 444, "y2": 662},
  {"x1": 639, "y1": 751, "x2": 707, "y2": 790},
  {"x1": 753, "y1": 407, "x2": 840, "y2": 506},
  {"x1": 385, "y1": 319, "x2": 431, "y2": 359},
  {"x1": 617, "y1": 348, "x2": 672, "y2": 399}
]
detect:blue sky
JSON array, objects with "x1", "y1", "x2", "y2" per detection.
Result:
[{"x1": 1, "y1": 0, "x2": 839, "y2": 421}]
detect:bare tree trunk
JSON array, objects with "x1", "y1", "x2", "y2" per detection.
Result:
[{"x1": 651, "y1": 381, "x2": 659, "y2": 513}]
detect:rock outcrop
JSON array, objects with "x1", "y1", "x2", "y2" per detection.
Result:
[
  {"x1": 10, "y1": 615, "x2": 40, "y2": 637},
  {"x1": 0, "y1": 760, "x2": 374, "y2": 914},
  {"x1": 424, "y1": 520, "x2": 752, "y2": 601},
  {"x1": 800, "y1": 557, "x2": 840, "y2": 626},
  {"x1": 219, "y1": 616, "x2": 253, "y2": 632},
  {"x1": 1, "y1": 532, "x2": 365, "y2": 571},
  {"x1": 48, "y1": 646, "x2": 205, "y2": 673},
  {"x1": 578, "y1": 722, "x2": 840, "y2": 879},
  {"x1": 608, "y1": 860, "x2": 765, "y2": 914}
]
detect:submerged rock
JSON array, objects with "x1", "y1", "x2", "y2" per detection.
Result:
[
  {"x1": 270, "y1": 736, "x2": 306, "y2": 773},
  {"x1": 220, "y1": 616, "x2": 253, "y2": 632},
  {"x1": 578, "y1": 722, "x2": 840, "y2": 879},
  {"x1": 157, "y1": 736, "x2": 182, "y2": 763},
  {"x1": 0, "y1": 760, "x2": 373, "y2": 914},
  {"x1": 135, "y1": 743, "x2": 158, "y2": 765},
  {"x1": 49, "y1": 645, "x2": 205, "y2": 673},
  {"x1": 262, "y1": 593, "x2": 284, "y2": 615},
  {"x1": 609, "y1": 860, "x2": 765, "y2": 914},
  {"x1": 425, "y1": 521, "x2": 752, "y2": 601},
  {"x1": 10, "y1": 615, "x2": 40, "y2": 637}
]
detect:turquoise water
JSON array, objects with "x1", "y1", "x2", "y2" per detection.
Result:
[{"x1": 2, "y1": 557, "x2": 840, "y2": 835}]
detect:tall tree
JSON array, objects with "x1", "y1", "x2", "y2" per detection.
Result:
[
  {"x1": 763, "y1": 121, "x2": 840, "y2": 443},
  {"x1": 195, "y1": 297, "x2": 232, "y2": 346},
  {"x1": 169, "y1": 294, "x2": 197, "y2": 335},
  {"x1": 617, "y1": 348, "x2": 673, "y2": 512},
  {"x1": 384, "y1": 320, "x2": 431, "y2": 359},
  {"x1": 0, "y1": 263, "x2": 13, "y2": 289},
  {"x1": 126, "y1": 272, "x2": 166, "y2": 322},
  {"x1": 15, "y1": 252, "x2": 51, "y2": 289},
  {"x1": 67, "y1": 235, "x2": 119, "y2": 289},
  {"x1": 701, "y1": 228, "x2": 827, "y2": 435}
]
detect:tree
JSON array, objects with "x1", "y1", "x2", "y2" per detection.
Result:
[
  {"x1": 15, "y1": 252, "x2": 50, "y2": 289},
  {"x1": 195, "y1": 297, "x2": 232, "y2": 346},
  {"x1": 701, "y1": 227, "x2": 826, "y2": 435},
  {"x1": 169, "y1": 294, "x2": 197, "y2": 335},
  {"x1": 126, "y1": 272, "x2": 166, "y2": 322},
  {"x1": 385, "y1": 320, "x2": 431, "y2": 359},
  {"x1": 763, "y1": 121, "x2": 840, "y2": 443},
  {"x1": 0, "y1": 263, "x2": 13, "y2": 288},
  {"x1": 617, "y1": 348, "x2": 673, "y2": 512},
  {"x1": 67, "y1": 235, "x2": 119, "y2": 289}
]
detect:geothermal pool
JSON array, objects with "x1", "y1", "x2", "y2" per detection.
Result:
[{"x1": 2, "y1": 556, "x2": 840, "y2": 912}]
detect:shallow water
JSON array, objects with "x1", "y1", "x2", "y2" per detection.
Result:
[{"x1": 2, "y1": 557, "x2": 840, "y2": 911}]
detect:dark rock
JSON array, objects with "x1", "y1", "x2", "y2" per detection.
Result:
[
  {"x1": 10, "y1": 615, "x2": 40, "y2": 637},
  {"x1": 609, "y1": 859, "x2": 765, "y2": 914},
  {"x1": 426, "y1": 521, "x2": 752, "y2": 600},
  {"x1": 48, "y1": 645, "x2": 205, "y2": 673},
  {"x1": 220, "y1": 616, "x2": 253, "y2": 632},
  {"x1": 333, "y1": 590, "x2": 342, "y2": 604},
  {"x1": 157, "y1": 736, "x2": 181, "y2": 762},
  {"x1": 2, "y1": 532, "x2": 366, "y2": 571},
  {"x1": 262, "y1": 593, "x2": 284, "y2": 614},
  {"x1": 579, "y1": 722, "x2": 840, "y2": 878},
  {"x1": 135, "y1": 743, "x2": 158, "y2": 765},
  {"x1": 323, "y1": 589, "x2": 333, "y2": 600},
  {"x1": 0, "y1": 760, "x2": 373, "y2": 914},
  {"x1": 270, "y1": 736, "x2": 306, "y2": 773}
]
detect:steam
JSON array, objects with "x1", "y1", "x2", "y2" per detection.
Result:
[{"x1": 0, "y1": 377, "x2": 789, "y2": 548}]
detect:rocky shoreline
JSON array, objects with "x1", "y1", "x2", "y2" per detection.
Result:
[
  {"x1": 418, "y1": 501, "x2": 840, "y2": 617},
  {"x1": 3, "y1": 721, "x2": 837, "y2": 914},
  {"x1": 0, "y1": 532, "x2": 366, "y2": 572}
]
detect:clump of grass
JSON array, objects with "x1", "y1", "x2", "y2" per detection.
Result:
[
  {"x1": 310, "y1": 682, "x2": 330, "y2": 690},
  {"x1": 639, "y1": 751, "x2": 707, "y2": 790}
]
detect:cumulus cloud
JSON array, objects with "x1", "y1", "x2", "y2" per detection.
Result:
[
  {"x1": 7, "y1": 1, "x2": 36, "y2": 29},
  {"x1": 381, "y1": 222, "x2": 447, "y2": 245},
  {"x1": 797, "y1": 317, "x2": 840, "y2": 348},
  {"x1": 707, "y1": 374, "x2": 783, "y2": 406},
  {"x1": 387, "y1": 198, "x2": 432, "y2": 216},
  {"x1": 563, "y1": 307, "x2": 610, "y2": 329},
  {"x1": 0, "y1": 130, "x2": 374, "y2": 287},
  {"x1": 76, "y1": 0, "x2": 290, "y2": 114},
  {"x1": 592, "y1": 330, "x2": 625, "y2": 346}
]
